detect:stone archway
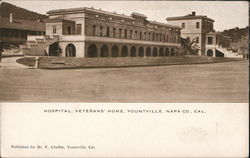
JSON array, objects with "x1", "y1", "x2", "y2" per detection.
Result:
[
  {"x1": 165, "y1": 48, "x2": 169, "y2": 56},
  {"x1": 65, "y1": 43, "x2": 76, "y2": 57},
  {"x1": 121, "y1": 46, "x2": 128, "y2": 57},
  {"x1": 101, "y1": 44, "x2": 109, "y2": 57},
  {"x1": 153, "y1": 47, "x2": 158, "y2": 57},
  {"x1": 146, "y1": 47, "x2": 151, "y2": 57},
  {"x1": 170, "y1": 48, "x2": 175, "y2": 56},
  {"x1": 131, "y1": 46, "x2": 136, "y2": 57},
  {"x1": 111, "y1": 45, "x2": 119, "y2": 57},
  {"x1": 159, "y1": 47, "x2": 164, "y2": 56},
  {"x1": 139, "y1": 47, "x2": 144, "y2": 57},
  {"x1": 87, "y1": 44, "x2": 97, "y2": 57},
  {"x1": 48, "y1": 42, "x2": 59, "y2": 56},
  {"x1": 207, "y1": 49, "x2": 213, "y2": 57}
]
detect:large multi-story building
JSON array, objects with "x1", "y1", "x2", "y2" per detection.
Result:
[
  {"x1": 0, "y1": 2, "x2": 47, "y2": 49},
  {"x1": 166, "y1": 12, "x2": 215, "y2": 56},
  {"x1": 167, "y1": 12, "x2": 236, "y2": 58},
  {"x1": 22, "y1": 7, "x2": 181, "y2": 58}
]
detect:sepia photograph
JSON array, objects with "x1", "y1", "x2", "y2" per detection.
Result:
[
  {"x1": 0, "y1": 0, "x2": 249, "y2": 157},
  {"x1": 0, "y1": 0, "x2": 248, "y2": 103}
]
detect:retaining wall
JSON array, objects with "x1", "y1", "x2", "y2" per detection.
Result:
[{"x1": 38, "y1": 56, "x2": 243, "y2": 69}]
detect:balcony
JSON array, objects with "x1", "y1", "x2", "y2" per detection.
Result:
[{"x1": 60, "y1": 35, "x2": 85, "y2": 41}]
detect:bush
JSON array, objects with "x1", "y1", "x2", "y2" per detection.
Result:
[{"x1": 16, "y1": 57, "x2": 36, "y2": 67}]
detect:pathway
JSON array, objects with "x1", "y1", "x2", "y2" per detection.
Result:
[{"x1": 0, "y1": 57, "x2": 31, "y2": 69}]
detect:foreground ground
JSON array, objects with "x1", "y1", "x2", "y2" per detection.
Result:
[{"x1": 0, "y1": 58, "x2": 248, "y2": 102}]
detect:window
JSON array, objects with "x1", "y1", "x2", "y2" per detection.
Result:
[
  {"x1": 140, "y1": 32, "x2": 142, "y2": 40},
  {"x1": 196, "y1": 37, "x2": 199, "y2": 43},
  {"x1": 130, "y1": 30, "x2": 133, "y2": 39},
  {"x1": 93, "y1": 25, "x2": 96, "y2": 36},
  {"x1": 207, "y1": 37, "x2": 213, "y2": 44},
  {"x1": 113, "y1": 28, "x2": 116, "y2": 37},
  {"x1": 148, "y1": 33, "x2": 151, "y2": 40},
  {"x1": 67, "y1": 27, "x2": 71, "y2": 35},
  {"x1": 164, "y1": 35, "x2": 166, "y2": 42},
  {"x1": 100, "y1": 26, "x2": 103, "y2": 37},
  {"x1": 196, "y1": 22, "x2": 200, "y2": 28},
  {"x1": 106, "y1": 27, "x2": 110, "y2": 37},
  {"x1": 119, "y1": 29, "x2": 122, "y2": 38},
  {"x1": 125, "y1": 29, "x2": 127, "y2": 38},
  {"x1": 182, "y1": 23, "x2": 185, "y2": 28},
  {"x1": 52, "y1": 25, "x2": 56, "y2": 34},
  {"x1": 76, "y1": 24, "x2": 82, "y2": 35}
]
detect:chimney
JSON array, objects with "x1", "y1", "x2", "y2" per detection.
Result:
[
  {"x1": 9, "y1": 13, "x2": 13, "y2": 23},
  {"x1": 192, "y1": 12, "x2": 196, "y2": 16}
]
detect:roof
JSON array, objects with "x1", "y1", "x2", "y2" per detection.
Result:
[
  {"x1": 207, "y1": 31, "x2": 231, "y2": 39},
  {"x1": 0, "y1": 17, "x2": 45, "y2": 31},
  {"x1": 166, "y1": 14, "x2": 214, "y2": 22},
  {"x1": 47, "y1": 7, "x2": 134, "y2": 20},
  {"x1": 44, "y1": 16, "x2": 75, "y2": 23},
  {"x1": 148, "y1": 20, "x2": 181, "y2": 29},
  {"x1": 47, "y1": 7, "x2": 181, "y2": 29},
  {"x1": 131, "y1": 12, "x2": 147, "y2": 19}
]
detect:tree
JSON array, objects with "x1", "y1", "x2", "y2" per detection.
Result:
[{"x1": 180, "y1": 37, "x2": 199, "y2": 55}]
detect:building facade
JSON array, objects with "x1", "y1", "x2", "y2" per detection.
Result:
[
  {"x1": 206, "y1": 32, "x2": 231, "y2": 57},
  {"x1": 166, "y1": 12, "x2": 214, "y2": 56},
  {"x1": 166, "y1": 12, "x2": 239, "y2": 58},
  {"x1": 23, "y1": 7, "x2": 181, "y2": 57}
]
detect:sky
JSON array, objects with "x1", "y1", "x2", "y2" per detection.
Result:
[{"x1": 2, "y1": 0, "x2": 249, "y2": 31}]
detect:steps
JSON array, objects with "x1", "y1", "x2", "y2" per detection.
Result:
[
  {"x1": 20, "y1": 35, "x2": 59, "y2": 56},
  {"x1": 216, "y1": 47, "x2": 243, "y2": 58}
]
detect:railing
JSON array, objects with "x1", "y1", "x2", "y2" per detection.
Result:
[
  {"x1": 27, "y1": 35, "x2": 45, "y2": 41},
  {"x1": 60, "y1": 35, "x2": 85, "y2": 41}
]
